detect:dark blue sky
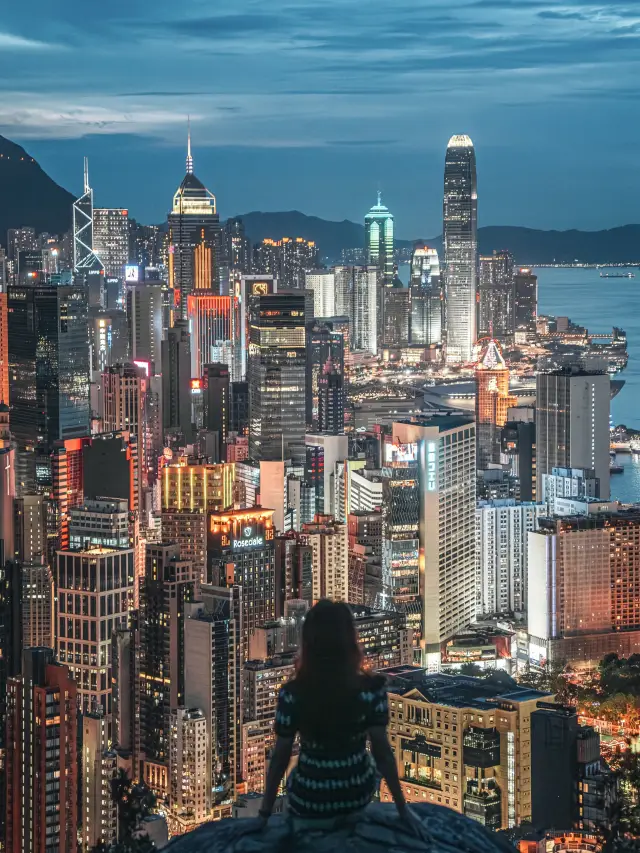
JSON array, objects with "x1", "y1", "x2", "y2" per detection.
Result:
[{"x1": 1, "y1": 0, "x2": 638, "y2": 236}]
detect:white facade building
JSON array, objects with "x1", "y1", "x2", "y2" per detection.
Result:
[
  {"x1": 476, "y1": 499, "x2": 546, "y2": 616},
  {"x1": 352, "y1": 266, "x2": 378, "y2": 355},
  {"x1": 305, "y1": 270, "x2": 335, "y2": 318},
  {"x1": 305, "y1": 519, "x2": 349, "y2": 602},
  {"x1": 349, "y1": 469, "x2": 383, "y2": 513},
  {"x1": 392, "y1": 416, "x2": 476, "y2": 668},
  {"x1": 169, "y1": 707, "x2": 210, "y2": 826}
]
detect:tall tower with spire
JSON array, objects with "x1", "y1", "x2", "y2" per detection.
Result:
[
  {"x1": 167, "y1": 125, "x2": 221, "y2": 317},
  {"x1": 73, "y1": 158, "x2": 104, "y2": 275}
]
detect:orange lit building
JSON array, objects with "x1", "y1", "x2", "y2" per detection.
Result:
[
  {"x1": 0, "y1": 292, "x2": 8, "y2": 405},
  {"x1": 186, "y1": 293, "x2": 241, "y2": 381},
  {"x1": 161, "y1": 459, "x2": 235, "y2": 581},
  {"x1": 475, "y1": 338, "x2": 516, "y2": 468}
]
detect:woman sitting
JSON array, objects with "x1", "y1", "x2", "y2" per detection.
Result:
[{"x1": 257, "y1": 599, "x2": 424, "y2": 835}]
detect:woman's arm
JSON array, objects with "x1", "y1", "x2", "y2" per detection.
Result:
[
  {"x1": 259, "y1": 734, "x2": 294, "y2": 817},
  {"x1": 368, "y1": 726, "x2": 407, "y2": 815}
]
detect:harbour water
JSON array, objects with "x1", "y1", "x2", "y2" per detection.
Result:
[{"x1": 537, "y1": 266, "x2": 640, "y2": 503}]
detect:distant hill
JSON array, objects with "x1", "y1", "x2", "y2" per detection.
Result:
[
  {"x1": 0, "y1": 135, "x2": 74, "y2": 243},
  {"x1": 237, "y1": 211, "x2": 640, "y2": 265},
  {"x1": 0, "y1": 133, "x2": 639, "y2": 266},
  {"x1": 475, "y1": 225, "x2": 640, "y2": 265}
]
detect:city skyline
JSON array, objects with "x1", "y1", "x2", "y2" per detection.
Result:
[{"x1": 1, "y1": 1, "x2": 639, "y2": 232}]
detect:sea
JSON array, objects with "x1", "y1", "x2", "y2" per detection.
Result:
[{"x1": 536, "y1": 266, "x2": 640, "y2": 504}]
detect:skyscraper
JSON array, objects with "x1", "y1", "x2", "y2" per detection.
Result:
[
  {"x1": 528, "y1": 510, "x2": 640, "y2": 667},
  {"x1": 56, "y1": 546, "x2": 134, "y2": 716},
  {"x1": 207, "y1": 508, "x2": 276, "y2": 658},
  {"x1": 478, "y1": 250, "x2": 514, "y2": 340},
  {"x1": 382, "y1": 286, "x2": 411, "y2": 348},
  {"x1": 167, "y1": 130, "x2": 220, "y2": 316},
  {"x1": 351, "y1": 266, "x2": 378, "y2": 355},
  {"x1": 365, "y1": 192, "x2": 394, "y2": 287},
  {"x1": 139, "y1": 544, "x2": 197, "y2": 767},
  {"x1": 253, "y1": 238, "x2": 318, "y2": 288},
  {"x1": 101, "y1": 363, "x2": 148, "y2": 490},
  {"x1": 184, "y1": 585, "x2": 243, "y2": 801},
  {"x1": 513, "y1": 267, "x2": 538, "y2": 334},
  {"x1": 93, "y1": 208, "x2": 129, "y2": 278},
  {"x1": 476, "y1": 499, "x2": 546, "y2": 616},
  {"x1": 21, "y1": 555, "x2": 54, "y2": 649},
  {"x1": 475, "y1": 339, "x2": 517, "y2": 469},
  {"x1": 392, "y1": 416, "x2": 477, "y2": 668},
  {"x1": 443, "y1": 135, "x2": 478, "y2": 364},
  {"x1": 126, "y1": 280, "x2": 164, "y2": 372},
  {"x1": 0, "y1": 291, "x2": 9, "y2": 405},
  {"x1": 161, "y1": 459, "x2": 235, "y2": 581},
  {"x1": 410, "y1": 246, "x2": 442, "y2": 347},
  {"x1": 248, "y1": 292, "x2": 307, "y2": 464},
  {"x1": 536, "y1": 365, "x2": 610, "y2": 500},
  {"x1": 304, "y1": 270, "x2": 336, "y2": 318},
  {"x1": 0, "y1": 403, "x2": 16, "y2": 557},
  {"x1": 6, "y1": 648, "x2": 78, "y2": 853},
  {"x1": 203, "y1": 362, "x2": 230, "y2": 447},
  {"x1": 162, "y1": 319, "x2": 193, "y2": 442},
  {"x1": 73, "y1": 159, "x2": 104, "y2": 275},
  {"x1": 306, "y1": 322, "x2": 345, "y2": 432},
  {"x1": 8, "y1": 276, "x2": 90, "y2": 491},
  {"x1": 187, "y1": 293, "x2": 241, "y2": 381}
]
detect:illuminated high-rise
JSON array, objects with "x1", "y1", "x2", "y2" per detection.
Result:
[
  {"x1": 8, "y1": 275, "x2": 90, "y2": 491},
  {"x1": 514, "y1": 267, "x2": 538, "y2": 334},
  {"x1": 167, "y1": 130, "x2": 220, "y2": 316},
  {"x1": 410, "y1": 246, "x2": 442, "y2": 347},
  {"x1": 161, "y1": 458, "x2": 235, "y2": 581},
  {"x1": 187, "y1": 293, "x2": 241, "y2": 381},
  {"x1": 55, "y1": 546, "x2": 134, "y2": 717},
  {"x1": 443, "y1": 135, "x2": 478, "y2": 364},
  {"x1": 365, "y1": 192, "x2": 394, "y2": 286},
  {"x1": 93, "y1": 208, "x2": 129, "y2": 279},
  {"x1": 73, "y1": 159, "x2": 104, "y2": 275},
  {"x1": 351, "y1": 266, "x2": 379, "y2": 355},
  {"x1": 139, "y1": 544, "x2": 197, "y2": 767},
  {"x1": 253, "y1": 237, "x2": 318, "y2": 288},
  {"x1": 475, "y1": 339, "x2": 517, "y2": 468},
  {"x1": 392, "y1": 416, "x2": 476, "y2": 669},
  {"x1": 248, "y1": 292, "x2": 307, "y2": 464},
  {"x1": 6, "y1": 649, "x2": 78, "y2": 853}
]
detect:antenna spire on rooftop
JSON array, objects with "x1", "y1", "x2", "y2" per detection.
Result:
[
  {"x1": 83, "y1": 156, "x2": 89, "y2": 193},
  {"x1": 186, "y1": 116, "x2": 193, "y2": 174}
]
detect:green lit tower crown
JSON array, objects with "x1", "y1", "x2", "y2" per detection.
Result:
[{"x1": 365, "y1": 191, "x2": 394, "y2": 286}]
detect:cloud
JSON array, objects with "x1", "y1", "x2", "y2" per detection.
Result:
[
  {"x1": 0, "y1": 31, "x2": 57, "y2": 50},
  {"x1": 538, "y1": 9, "x2": 589, "y2": 19},
  {"x1": 157, "y1": 13, "x2": 284, "y2": 37}
]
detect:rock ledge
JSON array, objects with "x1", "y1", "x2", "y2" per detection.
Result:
[{"x1": 166, "y1": 803, "x2": 515, "y2": 853}]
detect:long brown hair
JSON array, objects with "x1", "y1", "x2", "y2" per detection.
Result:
[{"x1": 293, "y1": 600, "x2": 366, "y2": 737}]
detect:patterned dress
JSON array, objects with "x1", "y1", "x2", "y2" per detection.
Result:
[{"x1": 274, "y1": 674, "x2": 389, "y2": 818}]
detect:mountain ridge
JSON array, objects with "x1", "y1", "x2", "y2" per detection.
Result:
[
  {"x1": 0, "y1": 135, "x2": 75, "y2": 241},
  {"x1": 236, "y1": 211, "x2": 640, "y2": 265},
  {"x1": 2, "y1": 133, "x2": 640, "y2": 265}
]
